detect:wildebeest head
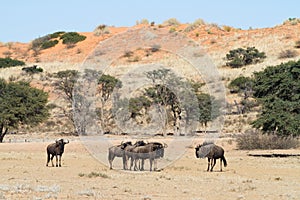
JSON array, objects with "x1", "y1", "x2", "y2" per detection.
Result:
[
  {"x1": 195, "y1": 143, "x2": 215, "y2": 158},
  {"x1": 120, "y1": 141, "x2": 132, "y2": 149},
  {"x1": 56, "y1": 139, "x2": 69, "y2": 146},
  {"x1": 152, "y1": 143, "x2": 165, "y2": 158},
  {"x1": 134, "y1": 140, "x2": 146, "y2": 146}
]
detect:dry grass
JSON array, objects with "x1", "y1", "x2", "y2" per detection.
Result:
[{"x1": 236, "y1": 130, "x2": 299, "y2": 150}]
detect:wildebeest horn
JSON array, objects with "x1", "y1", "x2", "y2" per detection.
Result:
[
  {"x1": 64, "y1": 139, "x2": 69, "y2": 144},
  {"x1": 163, "y1": 143, "x2": 168, "y2": 148},
  {"x1": 121, "y1": 141, "x2": 124, "y2": 145}
]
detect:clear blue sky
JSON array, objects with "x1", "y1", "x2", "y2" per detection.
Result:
[{"x1": 1, "y1": 0, "x2": 299, "y2": 42}]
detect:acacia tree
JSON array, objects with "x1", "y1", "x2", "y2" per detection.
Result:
[
  {"x1": 0, "y1": 79, "x2": 49, "y2": 142},
  {"x1": 97, "y1": 74, "x2": 122, "y2": 131},
  {"x1": 252, "y1": 60, "x2": 300, "y2": 137},
  {"x1": 53, "y1": 70, "x2": 79, "y2": 133}
]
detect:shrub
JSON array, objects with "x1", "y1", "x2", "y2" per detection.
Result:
[
  {"x1": 228, "y1": 76, "x2": 253, "y2": 93},
  {"x1": 31, "y1": 35, "x2": 51, "y2": 50},
  {"x1": 236, "y1": 130, "x2": 299, "y2": 150},
  {"x1": 0, "y1": 57, "x2": 25, "y2": 68},
  {"x1": 226, "y1": 47, "x2": 266, "y2": 68},
  {"x1": 31, "y1": 32, "x2": 62, "y2": 50},
  {"x1": 184, "y1": 18, "x2": 205, "y2": 32},
  {"x1": 278, "y1": 49, "x2": 298, "y2": 59},
  {"x1": 123, "y1": 50, "x2": 133, "y2": 58},
  {"x1": 41, "y1": 40, "x2": 59, "y2": 50},
  {"x1": 163, "y1": 18, "x2": 181, "y2": 26},
  {"x1": 150, "y1": 44, "x2": 161, "y2": 52},
  {"x1": 295, "y1": 40, "x2": 300, "y2": 48},
  {"x1": 60, "y1": 32, "x2": 86, "y2": 44},
  {"x1": 169, "y1": 27, "x2": 176, "y2": 33},
  {"x1": 136, "y1": 19, "x2": 149, "y2": 25},
  {"x1": 223, "y1": 25, "x2": 232, "y2": 32},
  {"x1": 93, "y1": 25, "x2": 110, "y2": 36},
  {"x1": 22, "y1": 65, "x2": 43, "y2": 74}
]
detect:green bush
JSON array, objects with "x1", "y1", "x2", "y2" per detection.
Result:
[
  {"x1": 31, "y1": 32, "x2": 63, "y2": 50},
  {"x1": 31, "y1": 35, "x2": 51, "y2": 50},
  {"x1": 60, "y1": 32, "x2": 86, "y2": 44},
  {"x1": 49, "y1": 31, "x2": 65, "y2": 39},
  {"x1": 0, "y1": 57, "x2": 25, "y2": 68},
  {"x1": 236, "y1": 130, "x2": 299, "y2": 150},
  {"x1": 41, "y1": 40, "x2": 59, "y2": 50},
  {"x1": 226, "y1": 47, "x2": 266, "y2": 68},
  {"x1": 228, "y1": 76, "x2": 253, "y2": 93}
]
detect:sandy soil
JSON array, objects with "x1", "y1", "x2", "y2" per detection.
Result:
[{"x1": 0, "y1": 138, "x2": 299, "y2": 200}]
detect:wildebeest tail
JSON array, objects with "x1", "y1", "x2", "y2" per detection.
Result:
[{"x1": 222, "y1": 156, "x2": 227, "y2": 167}]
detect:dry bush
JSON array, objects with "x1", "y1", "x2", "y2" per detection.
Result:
[
  {"x1": 184, "y1": 18, "x2": 205, "y2": 32},
  {"x1": 278, "y1": 49, "x2": 298, "y2": 59},
  {"x1": 163, "y1": 18, "x2": 181, "y2": 26},
  {"x1": 93, "y1": 24, "x2": 110, "y2": 36},
  {"x1": 236, "y1": 130, "x2": 299, "y2": 150},
  {"x1": 295, "y1": 40, "x2": 300, "y2": 48}
]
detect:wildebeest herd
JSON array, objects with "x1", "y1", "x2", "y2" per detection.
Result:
[
  {"x1": 46, "y1": 139, "x2": 227, "y2": 172},
  {"x1": 108, "y1": 140, "x2": 168, "y2": 171}
]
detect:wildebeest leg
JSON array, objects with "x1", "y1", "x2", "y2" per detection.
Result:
[
  {"x1": 149, "y1": 159, "x2": 153, "y2": 171},
  {"x1": 109, "y1": 155, "x2": 115, "y2": 170},
  {"x1": 130, "y1": 156, "x2": 135, "y2": 170},
  {"x1": 50, "y1": 154, "x2": 55, "y2": 167},
  {"x1": 134, "y1": 158, "x2": 139, "y2": 171},
  {"x1": 58, "y1": 155, "x2": 62, "y2": 167},
  {"x1": 210, "y1": 158, "x2": 216, "y2": 171},
  {"x1": 154, "y1": 159, "x2": 158, "y2": 171},
  {"x1": 140, "y1": 159, "x2": 145, "y2": 171},
  {"x1": 122, "y1": 155, "x2": 127, "y2": 170},
  {"x1": 46, "y1": 153, "x2": 50, "y2": 166},
  {"x1": 207, "y1": 158, "x2": 210, "y2": 171},
  {"x1": 220, "y1": 158, "x2": 223, "y2": 172},
  {"x1": 55, "y1": 155, "x2": 59, "y2": 167}
]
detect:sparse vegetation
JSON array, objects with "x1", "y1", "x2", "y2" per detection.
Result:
[
  {"x1": 226, "y1": 47, "x2": 266, "y2": 68},
  {"x1": 223, "y1": 25, "x2": 232, "y2": 32},
  {"x1": 283, "y1": 18, "x2": 300, "y2": 25},
  {"x1": 60, "y1": 32, "x2": 86, "y2": 44},
  {"x1": 278, "y1": 49, "x2": 298, "y2": 59},
  {"x1": 236, "y1": 130, "x2": 299, "y2": 150},
  {"x1": 93, "y1": 24, "x2": 110, "y2": 36},
  {"x1": 136, "y1": 19, "x2": 149, "y2": 25},
  {"x1": 184, "y1": 18, "x2": 205, "y2": 32},
  {"x1": 169, "y1": 27, "x2": 176, "y2": 33},
  {"x1": 0, "y1": 57, "x2": 25, "y2": 68},
  {"x1": 78, "y1": 172, "x2": 110, "y2": 178},
  {"x1": 123, "y1": 50, "x2": 133, "y2": 58}
]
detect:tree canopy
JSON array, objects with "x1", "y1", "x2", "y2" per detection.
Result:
[
  {"x1": 0, "y1": 79, "x2": 49, "y2": 142},
  {"x1": 252, "y1": 60, "x2": 300, "y2": 137}
]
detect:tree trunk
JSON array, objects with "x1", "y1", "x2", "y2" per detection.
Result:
[{"x1": 0, "y1": 125, "x2": 8, "y2": 143}]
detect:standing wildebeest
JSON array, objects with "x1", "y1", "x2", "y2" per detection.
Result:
[
  {"x1": 108, "y1": 141, "x2": 132, "y2": 170},
  {"x1": 122, "y1": 140, "x2": 147, "y2": 170},
  {"x1": 46, "y1": 139, "x2": 69, "y2": 167},
  {"x1": 129, "y1": 142, "x2": 167, "y2": 171},
  {"x1": 195, "y1": 142, "x2": 227, "y2": 172}
]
